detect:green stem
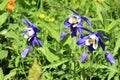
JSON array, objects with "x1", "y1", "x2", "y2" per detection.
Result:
[
  {"x1": 20, "y1": 59, "x2": 27, "y2": 78},
  {"x1": 72, "y1": 38, "x2": 77, "y2": 80}
]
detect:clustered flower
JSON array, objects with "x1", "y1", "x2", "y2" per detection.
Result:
[
  {"x1": 20, "y1": 7, "x2": 115, "y2": 65},
  {"x1": 6, "y1": 0, "x2": 16, "y2": 11},
  {"x1": 60, "y1": 7, "x2": 115, "y2": 64}
]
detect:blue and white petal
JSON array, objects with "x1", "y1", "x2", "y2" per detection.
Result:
[{"x1": 23, "y1": 28, "x2": 35, "y2": 38}]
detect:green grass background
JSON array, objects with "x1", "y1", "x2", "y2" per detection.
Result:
[{"x1": 0, "y1": 0, "x2": 120, "y2": 80}]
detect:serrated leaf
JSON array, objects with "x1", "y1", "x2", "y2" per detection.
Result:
[
  {"x1": 0, "y1": 0, "x2": 10, "y2": 10},
  {"x1": 0, "y1": 12, "x2": 10, "y2": 26},
  {"x1": 28, "y1": 58, "x2": 42, "y2": 80},
  {"x1": 4, "y1": 69, "x2": 17, "y2": 80},
  {"x1": 38, "y1": 47, "x2": 59, "y2": 63},
  {"x1": 0, "y1": 50, "x2": 8, "y2": 59},
  {"x1": 0, "y1": 68, "x2": 4, "y2": 80}
]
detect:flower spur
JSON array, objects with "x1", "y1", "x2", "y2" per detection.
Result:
[{"x1": 21, "y1": 19, "x2": 42, "y2": 58}]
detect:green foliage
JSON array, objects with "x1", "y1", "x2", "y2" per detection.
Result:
[
  {"x1": 0, "y1": 0, "x2": 120, "y2": 80},
  {"x1": 0, "y1": 50, "x2": 8, "y2": 59}
]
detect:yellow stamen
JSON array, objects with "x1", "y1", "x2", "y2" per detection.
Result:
[
  {"x1": 26, "y1": 31, "x2": 29, "y2": 36},
  {"x1": 72, "y1": 18, "x2": 77, "y2": 24},
  {"x1": 89, "y1": 39, "x2": 95, "y2": 44}
]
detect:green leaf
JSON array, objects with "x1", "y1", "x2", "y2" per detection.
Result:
[
  {"x1": 4, "y1": 69, "x2": 17, "y2": 80},
  {"x1": 114, "y1": 37, "x2": 120, "y2": 55},
  {"x1": 108, "y1": 71, "x2": 116, "y2": 80},
  {"x1": 0, "y1": 0, "x2": 10, "y2": 10},
  {"x1": 0, "y1": 12, "x2": 10, "y2": 26},
  {"x1": 60, "y1": 34, "x2": 72, "y2": 46},
  {"x1": 106, "y1": 20, "x2": 116, "y2": 33},
  {"x1": 95, "y1": 3, "x2": 103, "y2": 23},
  {"x1": 38, "y1": 47, "x2": 59, "y2": 63},
  {"x1": 5, "y1": 30, "x2": 18, "y2": 39},
  {"x1": 43, "y1": 59, "x2": 68, "y2": 69},
  {"x1": 15, "y1": 56, "x2": 20, "y2": 67},
  {"x1": 0, "y1": 50, "x2": 8, "y2": 59},
  {"x1": 0, "y1": 68, "x2": 4, "y2": 80},
  {"x1": 28, "y1": 58, "x2": 42, "y2": 80},
  {"x1": 40, "y1": 21, "x2": 60, "y2": 42}
]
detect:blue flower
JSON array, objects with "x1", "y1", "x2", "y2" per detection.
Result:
[
  {"x1": 21, "y1": 19, "x2": 42, "y2": 58},
  {"x1": 105, "y1": 51, "x2": 115, "y2": 64},
  {"x1": 60, "y1": 31, "x2": 68, "y2": 41},
  {"x1": 21, "y1": 47, "x2": 31, "y2": 58},
  {"x1": 77, "y1": 29, "x2": 109, "y2": 52},
  {"x1": 78, "y1": 52, "x2": 89, "y2": 63},
  {"x1": 22, "y1": 19, "x2": 42, "y2": 47},
  {"x1": 64, "y1": 7, "x2": 92, "y2": 37}
]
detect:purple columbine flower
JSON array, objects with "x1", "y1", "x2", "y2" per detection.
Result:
[
  {"x1": 78, "y1": 52, "x2": 88, "y2": 63},
  {"x1": 22, "y1": 19, "x2": 42, "y2": 47},
  {"x1": 21, "y1": 47, "x2": 31, "y2": 58},
  {"x1": 105, "y1": 51, "x2": 115, "y2": 64},
  {"x1": 21, "y1": 19, "x2": 42, "y2": 58},
  {"x1": 64, "y1": 7, "x2": 92, "y2": 37},
  {"x1": 77, "y1": 29, "x2": 109, "y2": 52},
  {"x1": 60, "y1": 31, "x2": 68, "y2": 41}
]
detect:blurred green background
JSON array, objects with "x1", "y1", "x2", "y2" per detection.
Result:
[{"x1": 0, "y1": 0, "x2": 120, "y2": 80}]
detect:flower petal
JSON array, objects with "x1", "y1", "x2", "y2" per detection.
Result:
[
  {"x1": 29, "y1": 37, "x2": 35, "y2": 47},
  {"x1": 70, "y1": 27, "x2": 77, "y2": 37},
  {"x1": 64, "y1": 18, "x2": 72, "y2": 28},
  {"x1": 105, "y1": 52, "x2": 115, "y2": 64},
  {"x1": 21, "y1": 47, "x2": 31, "y2": 58},
  {"x1": 85, "y1": 39, "x2": 91, "y2": 46},
  {"x1": 77, "y1": 37, "x2": 88, "y2": 46},
  {"x1": 35, "y1": 37, "x2": 42, "y2": 47},
  {"x1": 98, "y1": 38, "x2": 105, "y2": 51},
  {"x1": 80, "y1": 27, "x2": 93, "y2": 33},
  {"x1": 60, "y1": 31, "x2": 68, "y2": 41},
  {"x1": 29, "y1": 36, "x2": 42, "y2": 47},
  {"x1": 88, "y1": 45, "x2": 95, "y2": 52},
  {"x1": 77, "y1": 27, "x2": 83, "y2": 37},
  {"x1": 65, "y1": 6, "x2": 79, "y2": 15},
  {"x1": 92, "y1": 41, "x2": 98, "y2": 49},
  {"x1": 81, "y1": 16, "x2": 92, "y2": 26},
  {"x1": 22, "y1": 19, "x2": 40, "y2": 33},
  {"x1": 79, "y1": 52, "x2": 88, "y2": 63},
  {"x1": 95, "y1": 32, "x2": 109, "y2": 40}
]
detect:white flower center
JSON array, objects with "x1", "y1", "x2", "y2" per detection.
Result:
[
  {"x1": 85, "y1": 34, "x2": 98, "y2": 49},
  {"x1": 23, "y1": 28, "x2": 35, "y2": 38}
]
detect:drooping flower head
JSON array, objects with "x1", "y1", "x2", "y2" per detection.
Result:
[
  {"x1": 22, "y1": 19, "x2": 42, "y2": 47},
  {"x1": 105, "y1": 51, "x2": 115, "y2": 64},
  {"x1": 60, "y1": 31, "x2": 68, "y2": 41},
  {"x1": 21, "y1": 47, "x2": 31, "y2": 58},
  {"x1": 21, "y1": 19, "x2": 42, "y2": 58},
  {"x1": 78, "y1": 52, "x2": 89, "y2": 63},
  {"x1": 64, "y1": 7, "x2": 92, "y2": 37},
  {"x1": 77, "y1": 28, "x2": 109, "y2": 52}
]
